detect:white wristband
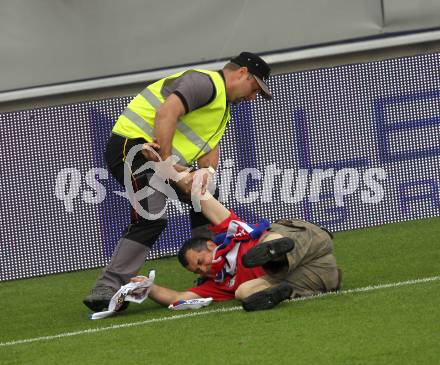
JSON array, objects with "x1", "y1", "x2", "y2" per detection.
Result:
[{"x1": 207, "y1": 166, "x2": 216, "y2": 175}]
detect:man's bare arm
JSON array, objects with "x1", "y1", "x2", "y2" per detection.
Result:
[
  {"x1": 197, "y1": 144, "x2": 220, "y2": 169},
  {"x1": 154, "y1": 93, "x2": 185, "y2": 162},
  {"x1": 199, "y1": 192, "x2": 231, "y2": 226},
  {"x1": 148, "y1": 284, "x2": 201, "y2": 306}
]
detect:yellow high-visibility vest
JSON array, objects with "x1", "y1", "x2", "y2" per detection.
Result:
[{"x1": 112, "y1": 69, "x2": 231, "y2": 165}]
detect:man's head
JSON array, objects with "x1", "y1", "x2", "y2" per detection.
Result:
[
  {"x1": 178, "y1": 237, "x2": 217, "y2": 277},
  {"x1": 223, "y1": 51, "x2": 272, "y2": 104}
]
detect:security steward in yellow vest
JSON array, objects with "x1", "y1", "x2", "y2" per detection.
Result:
[{"x1": 84, "y1": 52, "x2": 273, "y2": 312}]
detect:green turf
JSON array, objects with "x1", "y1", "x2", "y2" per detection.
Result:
[{"x1": 1, "y1": 217, "x2": 439, "y2": 365}]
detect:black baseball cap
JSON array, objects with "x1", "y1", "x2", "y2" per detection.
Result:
[{"x1": 230, "y1": 51, "x2": 272, "y2": 100}]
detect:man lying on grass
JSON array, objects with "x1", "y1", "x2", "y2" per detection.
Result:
[{"x1": 135, "y1": 188, "x2": 342, "y2": 312}]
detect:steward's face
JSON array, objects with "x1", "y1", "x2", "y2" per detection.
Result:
[
  {"x1": 228, "y1": 67, "x2": 262, "y2": 105},
  {"x1": 230, "y1": 73, "x2": 261, "y2": 104}
]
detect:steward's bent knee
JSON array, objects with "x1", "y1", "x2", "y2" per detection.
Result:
[{"x1": 123, "y1": 219, "x2": 168, "y2": 247}]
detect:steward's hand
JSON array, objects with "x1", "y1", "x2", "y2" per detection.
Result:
[{"x1": 141, "y1": 140, "x2": 161, "y2": 161}]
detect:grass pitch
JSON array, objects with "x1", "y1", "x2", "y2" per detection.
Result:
[{"x1": 1, "y1": 217, "x2": 439, "y2": 365}]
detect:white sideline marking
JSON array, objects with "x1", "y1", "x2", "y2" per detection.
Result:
[{"x1": 1, "y1": 275, "x2": 439, "y2": 348}]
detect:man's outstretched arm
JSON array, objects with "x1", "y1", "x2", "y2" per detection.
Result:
[{"x1": 147, "y1": 284, "x2": 201, "y2": 306}]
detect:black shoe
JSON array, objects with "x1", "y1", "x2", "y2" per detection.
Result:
[
  {"x1": 83, "y1": 285, "x2": 116, "y2": 312},
  {"x1": 242, "y1": 282, "x2": 293, "y2": 311},
  {"x1": 242, "y1": 237, "x2": 295, "y2": 268}
]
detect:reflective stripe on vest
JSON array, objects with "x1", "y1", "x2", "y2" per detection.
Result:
[{"x1": 140, "y1": 88, "x2": 212, "y2": 156}]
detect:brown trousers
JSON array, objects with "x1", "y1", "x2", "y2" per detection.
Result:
[{"x1": 235, "y1": 219, "x2": 341, "y2": 300}]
